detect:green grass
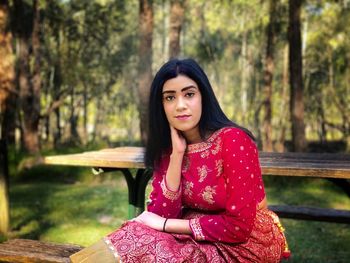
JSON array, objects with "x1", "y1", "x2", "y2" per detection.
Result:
[
  {"x1": 2, "y1": 166, "x2": 350, "y2": 262},
  {"x1": 264, "y1": 176, "x2": 350, "y2": 263},
  {"x1": 7, "y1": 172, "x2": 129, "y2": 246}
]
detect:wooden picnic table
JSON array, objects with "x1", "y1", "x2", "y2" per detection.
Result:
[{"x1": 44, "y1": 147, "x2": 350, "y2": 222}]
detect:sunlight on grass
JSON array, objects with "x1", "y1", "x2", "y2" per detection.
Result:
[
  {"x1": 41, "y1": 223, "x2": 115, "y2": 247},
  {"x1": 9, "y1": 179, "x2": 128, "y2": 245}
]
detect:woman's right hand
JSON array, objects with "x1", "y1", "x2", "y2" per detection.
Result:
[
  {"x1": 164, "y1": 126, "x2": 185, "y2": 192},
  {"x1": 170, "y1": 125, "x2": 187, "y2": 155}
]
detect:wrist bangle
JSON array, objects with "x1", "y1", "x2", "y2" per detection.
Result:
[{"x1": 163, "y1": 218, "x2": 168, "y2": 232}]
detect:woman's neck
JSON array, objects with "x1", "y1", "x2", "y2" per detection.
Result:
[{"x1": 183, "y1": 127, "x2": 202, "y2": 144}]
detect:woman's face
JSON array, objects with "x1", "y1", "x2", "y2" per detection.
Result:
[{"x1": 162, "y1": 75, "x2": 202, "y2": 142}]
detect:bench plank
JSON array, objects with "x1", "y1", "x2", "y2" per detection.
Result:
[
  {"x1": 269, "y1": 205, "x2": 350, "y2": 224},
  {"x1": 43, "y1": 147, "x2": 350, "y2": 179},
  {"x1": 0, "y1": 239, "x2": 82, "y2": 263}
]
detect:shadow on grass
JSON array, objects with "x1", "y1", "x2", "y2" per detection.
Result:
[{"x1": 264, "y1": 175, "x2": 350, "y2": 209}]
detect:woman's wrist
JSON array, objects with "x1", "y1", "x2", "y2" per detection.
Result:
[
  {"x1": 165, "y1": 153, "x2": 183, "y2": 191},
  {"x1": 163, "y1": 218, "x2": 168, "y2": 232},
  {"x1": 170, "y1": 151, "x2": 184, "y2": 160},
  {"x1": 161, "y1": 219, "x2": 192, "y2": 234}
]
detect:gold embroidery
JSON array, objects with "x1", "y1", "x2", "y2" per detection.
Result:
[
  {"x1": 160, "y1": 179, "x2": 181, "y2": 201},
  {"x1": 200, "y1": 150, "x2": 210, "y2": 158},
  {"x1": 103, "y1": 238, "x2": 121, "y2": 260},
  {"x1": 215, "y1": 159, "x2": 223, "y2": 176},
  {"x1": 182, "y1": 155, "x2": 190, "y2": 172},
  {"x1": 183, "y1": 181, "x2": 194, "y2": 198},
  {"x1": 189, "y1": 218, "x2": 205, "y2": 240},
  {"x1": 187, "y1": 128, "x2": 226, "y2": 153},
  {"x1": 211, "y1": 137, "x2": 222, "y2": 155},
  {"x1": 200, "y1": 186, "x2": 217, "y2": 204},
  {"x1": 197, "y1": 165, "x2": 208, "y2": 182}
]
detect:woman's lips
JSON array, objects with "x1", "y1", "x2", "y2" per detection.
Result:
[{"x1": 175, "y1": 115, "x2": 191, "y2": 120}]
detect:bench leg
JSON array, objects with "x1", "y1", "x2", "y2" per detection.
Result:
[
  {"x1": 135, "y1": 168, "x2": 153, "y2": 216},
  {"x1": 119, "y1": 169, "x2": 137, "y2": 219},
  {"x1": 93, "y1": 167, "x2": 153, "y2": 219}
]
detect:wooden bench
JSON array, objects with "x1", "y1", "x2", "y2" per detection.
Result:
[
  {"x1": 260, "y1": 152, "x2": 350, "y2": 224},
  {"x1": 0, "y1": 239, "x2": 82, "y2": 262},
  {"x1": 43, "y1": 147, "x2": 350, "y2": 223}
]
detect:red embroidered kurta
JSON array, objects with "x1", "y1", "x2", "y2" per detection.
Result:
[
  {"x1": 147, "y1": 127, "x2": 265, "y2": 243},
  {"x1": 105, "y1": 127, "x2": 289, "y2": 262}
]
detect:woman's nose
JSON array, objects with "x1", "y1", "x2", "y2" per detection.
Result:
[{"x1": 176, "y1": 97, "x2": 187, "y2": 111}]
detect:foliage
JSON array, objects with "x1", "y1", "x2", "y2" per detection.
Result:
[{"x1": 2, "y1": 0, "x2": 348, "y2": 151}]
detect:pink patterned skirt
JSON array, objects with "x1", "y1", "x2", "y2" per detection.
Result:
[{"x1": 104, "y1": 209, "x2": 289, "y2": 263}]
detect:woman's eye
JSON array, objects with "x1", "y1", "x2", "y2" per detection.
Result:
[
  {"x1": 164, "y1": 95, "x2": 175, "y2": 101},
  {"x1": 186, "y1": 92, "x2": 195, "y2": 98}
]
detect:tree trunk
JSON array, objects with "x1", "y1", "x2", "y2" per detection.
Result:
[
  {"x1": 288, "y1": 0, "x2": 306, "y2": 152},
  {"x1": 82, "y1": 82, "x2": 88, "y2": 144},
  {"x1": 168, "y1": 0, "x2": 185, "y2": 58},
  {"x1": 69, "y1": 87, "x2": 80, "y2": 145},
  {"x1": 276, "y1": 44, "x2": 289, "y2": 152},
  {"x1": 0, "y1": 139, "x2": 9, "y2": 236},
  {"x1": 262, "y1": 0, "x2": 277, "y2": 152},
  {"x1": 53, "y1": 26, "x2": 63, "y2": 147},
  {"x1": 0, "y1": 1, "x2": 11, "y2": 236},
  {"x1": 14, "y1": 0, "x2": 41, "y2": 154},
  {"x1": 240, "y1": 30, "x2": 248, "y2": 123},
  {"x1": 138, "y1": 0, "x2": 153, "y2": 145},
  {"x1": 0, "y1": 0, "x2": 16, "y2": 145}
]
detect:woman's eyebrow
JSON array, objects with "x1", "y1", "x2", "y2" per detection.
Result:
[
  {"x1": 162, "y1": 85, "x2": 197, "y2": 94},
  {"x1": 162, "y1": 90, "x2": 175, "y2": 95},
  {"x1": 181, "y1": 85, "x2": 197, "y2": 92}
]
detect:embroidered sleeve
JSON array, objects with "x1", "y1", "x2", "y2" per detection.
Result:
[
  {"x1": 146, "y1": 154, "x2": 182, "y2": 218},
  {"x1": 189, "y1": 218, "x2": 205, "y2": 240},
  {"x1": 160, "y1": 178, "x2": 182, "y2": 200},
  {"x1": 190, "y1": 128, "x2": 264, "y2": 243}
]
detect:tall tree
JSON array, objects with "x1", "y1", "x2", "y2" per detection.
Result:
[
  {"x1": 288, "y1": 0, "x2": 306, "y2": 152},
  {"x1": 168, "y1": 0, "x2": 186, "y2": 58},
  {"x1": 0, "y1": 0, "x2": 11, "y2": 236},
  {"x1": 13, "y1": 0, "x2": 42, "y2": 154},
  {"x1": 138, "y1": 0, "x2": 153, "y2": 145},
  {"x1": 0, "y1": 0, "x2": 16, "y2": 144},
  {"x1": 262, "y1": 0, "x2": 278, "y2": 152},
  {"x1": 0, "y1": 139, "x2": 9, "y2": 236},
  {"x1": 276, "y1": 44, "x2": 289, "y2": 152}
]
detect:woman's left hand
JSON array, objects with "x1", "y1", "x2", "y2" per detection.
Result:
[{"x1": 132, "y1": 211, "x2": 166, "y2": 231}]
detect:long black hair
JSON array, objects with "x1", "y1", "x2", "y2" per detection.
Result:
[{"x1": 145, "y1": 58, "x2": 254, "y2": 168}]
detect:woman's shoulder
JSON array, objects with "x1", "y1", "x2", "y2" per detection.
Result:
[
  {"x1": 219, "y1": 126, "x2": 256, "y2": 147},
  {"x1": 218, "y1": 126, "x2": 251, "y2": 138}
]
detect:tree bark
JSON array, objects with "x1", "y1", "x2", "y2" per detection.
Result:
[
  {"x1": 262, "y1": 0, "x2": 277, "y2": 152},
  {"x1": 288, "y1": 0, "x2": 307, "y2": 152},
  {"x1": 138, "y1": 0, "x2": 153, "y2": 145},
  {"x1": 0, "y1": 139, "x2": 9, "y2": 236},
  {"x1": 240, "y1": 30, "x2": 248, "y2": 123},
  {"x1": 0, "y1": 0, "x2": 16, "y2": 144},
  {"x1": 168, "y1": 0, "x2": 185, "y2": 58},
  {"x1": 276, "y1": 44, "x2": 289, "y2": 152},
  {"x1": 69, "y1": 87, "x2": 81, "y2": 145},
  {"x1": 14, "y1": 0, "x2": 41, "y2": 154}
]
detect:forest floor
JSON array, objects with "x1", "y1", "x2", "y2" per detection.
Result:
[{"x1": 2, "y1": 152, "x2": 350, "y2": 263}]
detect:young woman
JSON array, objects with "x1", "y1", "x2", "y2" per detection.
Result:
[{"x1": 70, "y1": 58, "x2": 290, "y2": 262}]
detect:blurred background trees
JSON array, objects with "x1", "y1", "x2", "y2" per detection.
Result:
[{"x1": 0, "y1": 0, "x2": 349, "y2": 154}]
